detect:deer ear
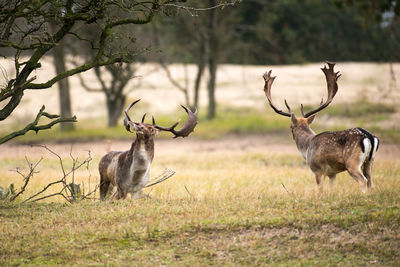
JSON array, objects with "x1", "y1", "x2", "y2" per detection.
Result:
[
  {"x1": 290, "y1": 113, "x2": 297, "y2": 126},
  {"x1": 307, "y1": 114, "x2": 316, "y2": 124}
]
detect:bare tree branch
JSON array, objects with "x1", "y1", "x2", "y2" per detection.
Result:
[
  {"x1": 9, "y1": 157, "x2": 43, "y2": 201},
  {"x1": 21, "y1": 145, "x2": 95, "y2": 203},
  {"x1": 166, "y1": 0, "x2": 239, "y2": 16},
  {"x1": 160, "y1": 63, "x2": 191, "y2": 107},
  {"x1": 0, "y1": 105, "x2": 77, "y2": 144}
]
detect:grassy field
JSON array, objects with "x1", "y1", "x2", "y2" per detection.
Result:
[{"x1": 1, "y1": 135, "x2": 400, "y2": 266}]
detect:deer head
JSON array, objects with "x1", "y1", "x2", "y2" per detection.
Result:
[
  {"x1": 123, "y1": 99, "x2": 198, "y2": 139},
  {"x1": 263, "y1": 62, "x2": 340, "y2": 135}
]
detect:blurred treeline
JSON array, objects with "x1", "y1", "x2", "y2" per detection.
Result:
[{"x1": 138, "y1": 0, "x2": 399, "y2": 65}]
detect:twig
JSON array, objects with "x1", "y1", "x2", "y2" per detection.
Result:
[
  {"x1": 166, "y1": 1, "x2": 238, "y2": 16},
  {"x1": 281, "y1": 183, "x2": 290, "y2": 194},
  {"x1": 145, "y1": 169, "x2": 175, "y2": 188},
  {"x1": 184, "y1": 185, "x2": 195, "y2": 199},
  {"x1": 9, "y1": 157, "x2": 43, "y2": 201},
  {"x1": 18, "y1": 145, "x2": 94, "y2": 203}
]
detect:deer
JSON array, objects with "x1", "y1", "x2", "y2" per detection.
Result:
[
  {"x1": 262, "y1": 62, "x2": 379, "y2": 193},
  {"x1": 98, "y1": 99, "x2": 198, "y2": 200}
]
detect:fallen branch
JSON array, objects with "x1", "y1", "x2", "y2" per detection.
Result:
[
  {"x1": 145, "y1": 168, "x2": 175, "y2": 188},
  {"x1": 1, "y1": 145, "x2": 97, "y2": 203},
  {"x1": 21, "y1": 145, "x2": 94, "y2": 203}
]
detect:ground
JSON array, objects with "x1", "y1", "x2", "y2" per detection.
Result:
[{"x1": 1, "y1": 135, "x2": 399, "y2": 266}]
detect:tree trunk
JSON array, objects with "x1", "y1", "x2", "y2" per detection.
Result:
[
  {"x1": 51, "y1": 24, "x2": 74, "y2": 131},
  {"x1": 193, "y1": 43, "x2": 206, "y2": 110},
  {"x1": 207, "y1": 0, "x2": 219, "y2": 120},
  {"x1": 106, "y1": 93, "x2": 126, "y2": 127}
]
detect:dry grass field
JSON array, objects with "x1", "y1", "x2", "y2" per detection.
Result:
[
  {"x1": 1, "y1": 137, "x2": 400, "y2": 265},
  {"x1": 1, "y1": 62, "x2": 400, "y2": 265}
]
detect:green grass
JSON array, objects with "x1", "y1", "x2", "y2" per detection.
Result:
[
  {"x1": 302, "y1": 99, "x2": 396, "y2": 119},
  {"x1": 4, "y1": 102, "x2": 399, "y2": 144},
  {"x1": 4, "y1": 107, "x2": 290, "y2": 143}
]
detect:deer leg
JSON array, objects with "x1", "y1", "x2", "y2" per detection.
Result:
[
  {"x1": 99, "y1": 175, "x2": 110, "y2": 201},
  {"x1": 110, "y1": 187, "x2": 127, "y2": 200},
  {"x1": 362, "y1": 161, "x2": 373, "y2": 188},
  {"x1": 328, "y1": 174, "x2": 336, "y2": 194},
  {"x1": 347, "y1": 167, "x2": 368, "y2": 193},
  {"x1": 314, "y1": 172, "x2": 324, "y2": 194},
  {"x1": 132, "y1": 190, "x2": 143, "y2": 199}
]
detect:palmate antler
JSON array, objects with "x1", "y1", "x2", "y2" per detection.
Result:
[
  {"x1": 263, "y1": 70, "x2": 292, "y2": 117},
  {"x1": 123, "y1": 99, "x2": 198, "y2": 138},
  {"x1": 152, "y1": 105, "x2": 198, "y2": 138},
  {"x1": 123, "y1": 99, "x2": 142, "y2": 132},
  {"x1": 301, "y1": 62, "x2": 340, "y2": 118},
  {"x1": 263, "y1": 62, "x2": 340, "y2": 118}
]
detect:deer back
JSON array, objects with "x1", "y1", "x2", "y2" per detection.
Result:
[{"x1": 307, "y1": 128, "x2": 379, "y2": 174}]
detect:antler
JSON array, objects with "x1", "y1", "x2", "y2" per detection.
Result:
[
  {"x1": 123, "y1": 99, "x2": 141, "y2": 132},
  {"x1": 263, "y1": 70, "x2": 292, "y2": 117},
  {"x1": 302, "y1": 62, "x2": 340, "y2": 118},
  {"x1": 152, "y1": 105, "x2": 198, "y2": 138}
]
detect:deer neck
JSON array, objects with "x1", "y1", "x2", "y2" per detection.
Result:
[
  {"x1": 130, "y1": 136, "x2": 155, "y2": 163},
  {"x1": 292, "y1": 126, "x2": 315, "y2": 159}
]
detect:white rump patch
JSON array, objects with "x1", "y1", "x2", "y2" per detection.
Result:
[
  {"x1": 359, "y1": 138, "x2": 371, "y2": 170},
  {"x1": 371, "y1": 137, "x2": 379, "y2": 159}
]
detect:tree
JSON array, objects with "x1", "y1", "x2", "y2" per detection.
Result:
[
  {"x1": 149, "y1": 19, "x2": 204, "y2": 110},
  {"x1": 77, "y1": 63, "x2": 137, "y2": 127},
  {"x1": 206, "y1": 0, "x2": 219, "y2": 119},
  {"x1": 333, "y1": 0, "x2": 400, "y2": 22},
  {"x1": 71, "y1": 18, "x2": 168, "y2": 128},
  {"x1": 333, "y1": 0, "x2": 400, "y2": 61},
  {"x1": 50, "y1": 22, "x2": 74, "y2": 131},
  {"x1": 0, "y1": 0, "x2": 190, "y2": 144},
  {"x1": 149, "y1": 0, "x2": 240, "y2": 119}
]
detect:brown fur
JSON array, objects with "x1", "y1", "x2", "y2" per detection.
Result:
[
  {"x1": 99, "y1": 123, "x2": 157, "y2": 200},
  {"x1": 290, "y1": 114, "x2": 378, "y2": 192}
]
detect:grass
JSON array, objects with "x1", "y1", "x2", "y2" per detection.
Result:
[
  {"x1": 4, "y1": 107, "x2": 290, "y2": 143},
  {"x1": 1, "y1": 97, "x2": 399, "y2": 265},
  {"x1": 3, "y1": 101, "x2": 399, "y2": 144},
  {"x1": 319, "y1": 99, "x2": 396, "y2": 118},
  {"x1": 0, "y1": 140, "x2": 399, "y2": 266}
]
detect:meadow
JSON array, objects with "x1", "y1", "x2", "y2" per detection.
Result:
[{"x1": 0, "y1": 62, "x2": 399, "y2": 265}]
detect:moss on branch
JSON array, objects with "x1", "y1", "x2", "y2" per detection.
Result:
[{"x1": 0, "y1": 105, "x2": 77, "y2": 144}]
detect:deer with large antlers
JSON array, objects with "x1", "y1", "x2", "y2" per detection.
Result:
[
  {"x1": 98, "y1": 100, "x2": 197, "y2": 200},
  {"x1": 262, "y1": 63, "x2": 379, "y2": 193}
]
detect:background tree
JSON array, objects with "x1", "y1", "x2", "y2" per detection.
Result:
[
  {"x1": 77, "y1": 63, "x2": 137, "y2": 127},
  {"x1": 149, "y1": 18, "x2": 205, "y2": 110},
  {"x1": 333, "y1": 0, "x2": 400, "y2": 61},
  {"x1": 149, "y1": 0, "x2": 239, "y2": 119},
  {"x1": 146, "y1": 0, "x2": 396, "y2": 119},
  {"x1": 50, "y1": 22, "x2": 74, "y2": 131},
  {"x1": 71, "y1": 22, "x2": 145, "y2": 128}
]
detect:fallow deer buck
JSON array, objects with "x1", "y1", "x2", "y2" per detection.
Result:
[
  {"x1": 99, "y1": 99, "x2": 197, "y2": 200},
  {"x1": 262, "y1": 63, "x2": 379, "y2": 193}
]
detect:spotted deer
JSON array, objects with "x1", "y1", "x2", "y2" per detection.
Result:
[
  {"x1": 99, "y1": 99, "x2": 197, "y2": 200},
  {"x1": 262, "y1": 63, "x2": 379, "y2": 193}
]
